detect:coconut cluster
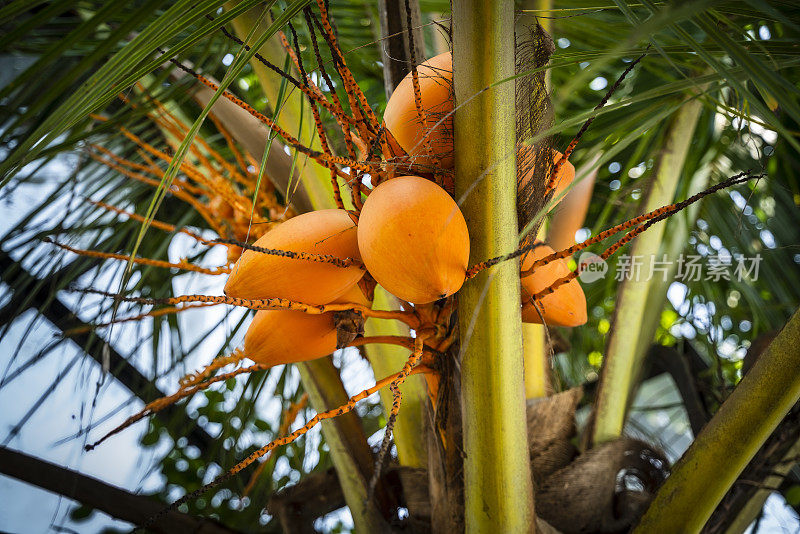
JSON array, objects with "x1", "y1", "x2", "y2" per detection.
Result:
[
  {"x1": 229, "y1": 53, "x2": 587, "y2": 369},
  {"x1": 382, "y1": 52, "x2": 587, "y2": 327}
]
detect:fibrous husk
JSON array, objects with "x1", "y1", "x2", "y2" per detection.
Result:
[
  {"x1": 527, "y1": 387, "x2": 583, "y2": 484},
  {"x1": 536, "y1": 437, "x2": 669, "y2": 534},
  {"x1": 332, "y1": 283, "x2": 370, "y2": 348},
  {"x1": 515, "y1": 21, "x2": 555, "y2": 235},
  {"x1": 333, "y1": 310, "x2": 365, "y2": 349}
]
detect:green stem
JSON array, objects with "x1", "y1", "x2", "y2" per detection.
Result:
[
  {"x1": 722, "y1": 438, "x2": 800, "y2": 534},
  {"x1": 632, "y1": 164, "x2": 712, "y2": 362},
  {"x1": 453, "y1": 1, "x2": 534, "y2": 531},
  {"x1": 634, "y1": 307, "x2": 800, "y2": 533},
  {"x1": 296, "y1": 360, "x2": 389, "y2": 533},
  {"x1": 592, "y1": 96, "x2": 703, "y2": 445}
]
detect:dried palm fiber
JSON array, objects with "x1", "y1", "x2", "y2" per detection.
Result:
[
  {"x1": 515, "y1": 21, "x2": 556, "y2": 235},
  {"x1": 331, "y1": 283, "x2": 371, "y2": 348},
  {"x1": 536, "y1": 437, "x2": 669, "y2": 533},
  {"x1": 527, "y1": 387, "x2": 583, "y2": 485}
]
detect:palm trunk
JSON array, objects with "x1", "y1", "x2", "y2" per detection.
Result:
[
  {"x1": 296, "y1": 361, "x2": 390, "y2": 532},
  {"x1": 453, "y1": 1, "x2": 535, "y2": 531}
]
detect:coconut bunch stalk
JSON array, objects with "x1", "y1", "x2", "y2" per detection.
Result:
[{"x1": 89, "y1": 90, "x2": 289, "y2": 267}]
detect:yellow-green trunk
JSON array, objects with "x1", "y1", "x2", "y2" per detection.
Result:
[{"x1": 453, "y1": 1, "x2": 535, "y2": 531}]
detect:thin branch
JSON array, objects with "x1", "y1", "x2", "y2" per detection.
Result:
[{"x1": 0, "y1": 446, "x2": 239, "y2": 534}]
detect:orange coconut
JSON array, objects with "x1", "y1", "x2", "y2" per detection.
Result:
[
  {"x1": 334, "y1": 282, "x2": 373, "y2": 308},
  {"x1": 243, "y1": 282, "x2": 372, "y2": 368},
  {"x1": 547, "y1": 161, "x2": 598, "y2": 253},
  {"x1": 358, "y1": 176, "x2": 469, "y2": 304},
  {"x1": 520, "y1": 242, "x2": 587, "y2": 327},
  {"x1": 517, "y1": 147, "x2": 576, "y2": 210},
  {"x1": 225, "y1": 209, "x2": 363, "y2": 305},
  {"x1": 384, "y1": 52, "x2": 454, "y2": 169},
  {"x1": 244, "y1": 309, "x2": 337, "y2": 367}
]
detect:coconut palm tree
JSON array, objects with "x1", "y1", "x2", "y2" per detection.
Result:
[{"x1": 0, "y1": 1, "x2": 799, "y2": 532}]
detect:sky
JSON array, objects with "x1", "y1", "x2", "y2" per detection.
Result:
[{"x1": 0, "y1": 154, "x2": 170, "y2": 532}]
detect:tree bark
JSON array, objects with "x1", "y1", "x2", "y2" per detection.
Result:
[{"x1": 377, "y1": 0, "x2": 425, "y2": 99}]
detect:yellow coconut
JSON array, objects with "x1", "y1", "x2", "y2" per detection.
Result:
[
  {"x1": 520, "y1": 242, "x2": 587, "y2": 327},
  {"x1": 384, "y1": 52, "x2": 454, "y2": 169},
  {"x1": 225, "y1": 209, "x2": 363, "y2": 304},
  {"x1": 358, "y1": 176, "x2": 469, "y2": 304}
]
